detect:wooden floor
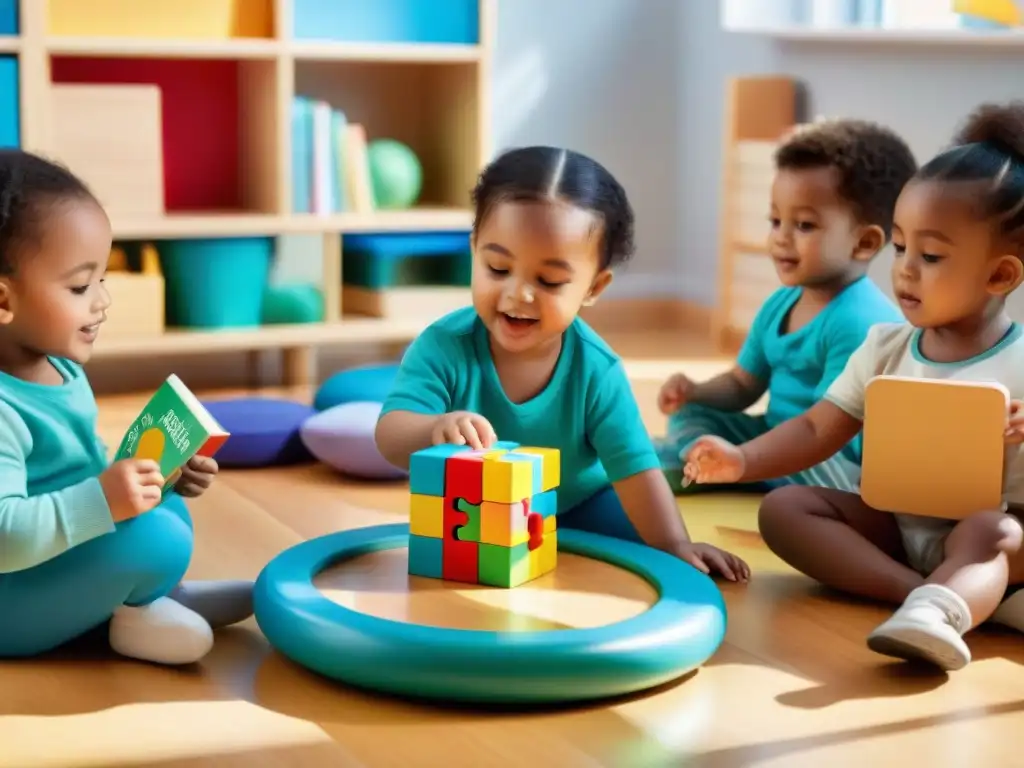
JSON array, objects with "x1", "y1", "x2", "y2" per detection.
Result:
[{"x1": 2, "y1": 332, "x2": 1024, "y2": 767}]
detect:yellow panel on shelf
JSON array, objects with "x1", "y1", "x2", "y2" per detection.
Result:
[{"x1": 46, "y1": 0, "x2": 274, "y2": 39}]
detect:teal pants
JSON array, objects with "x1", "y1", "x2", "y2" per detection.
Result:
[
  {"x1": 653, "y1": 403, "x2": 860, "y2": 494},
  {"x1": 0, "y1": 493, "x2": 194, "y2": 657}
]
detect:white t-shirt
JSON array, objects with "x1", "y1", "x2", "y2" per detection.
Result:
[{"x1": 825, "y1": 321, "x2": 1024, "y2": 509}]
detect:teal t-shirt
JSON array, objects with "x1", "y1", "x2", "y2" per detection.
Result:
[
  {"x1": 737, "y1": 276, "x2": 902, "y2": 463},
  {"x1": 379, "y1": 307, "x2": 662, "y2": 513},
  {"x1": 0, "y1": 358, "x2": 115, "y2": 574}
]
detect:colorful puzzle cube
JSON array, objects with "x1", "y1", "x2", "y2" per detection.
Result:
[{"x1": 406, "y1": 440, "x2": 559, "y2": 588}]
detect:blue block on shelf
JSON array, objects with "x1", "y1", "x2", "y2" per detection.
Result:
[
  {"x1": 0, "y1": 56, "x2": 18, "y2": 149},
  {"x1": 292, "y1": 0, "x2": 479, "y2": 44},
  {"x1": 0, "y1": 0, "x2": 16, "y2": 35}
]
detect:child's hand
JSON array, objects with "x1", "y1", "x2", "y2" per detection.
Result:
[
  {"x1": 431, "y1": 411, "x2": 497, "y2": 450},
  {"x1": 673, "y1": 541, "x2": 750, "y2": 582},
  {"x1": 174, "y1": 455, "x2": 219, "y2": 498},
  {"x1": 683, "y1": 435, "x2": 745, "y2": 485},
  {"x1": 99, "y1": 458, "x2": 164, "y2": 523},
  {"x1": 1007, "y1": 400, "x2": 1024, "y2": 445},
  {"x1": 658, "y1": 372, "x2": 694, "y2": 415}
]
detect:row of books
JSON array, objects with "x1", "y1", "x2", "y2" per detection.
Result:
[{"x1": 291, "y1": 95, "x2": 375, "y2": 216}]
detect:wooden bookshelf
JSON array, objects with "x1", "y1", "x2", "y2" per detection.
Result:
[
  {"x1": 713, "y1": 76, "x2": 796, "y2": 352},
  {"x1": 3, "y1": 0, "x2": 495, "y2": 385}
]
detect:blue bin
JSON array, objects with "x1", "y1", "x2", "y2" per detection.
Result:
[
  {"x1": 159, "y1": 238, "x2": 273, "y2": 329},
  {"x1": 292, "y1": 0, "x2": 479, "y2": 44},
  {"x1": 0, "y1": 0, "x2": 16, "y2": 35},
  {"x1": 0, "y1": 56, "x2": 18, "y2": 149}
]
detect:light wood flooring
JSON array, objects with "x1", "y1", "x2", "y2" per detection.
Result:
[{"x1": 2, "y1": 332, "x2": 1023, "y2": 767}]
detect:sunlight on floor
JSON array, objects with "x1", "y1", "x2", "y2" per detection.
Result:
[{"x1": 0, "y1": 700, "x2": 332, "y2": 768}]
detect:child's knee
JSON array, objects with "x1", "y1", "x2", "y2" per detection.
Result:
[
  {"x1": 759, "y1": 485, "x2": 812, "y2": 532},
  {"x1": 115, "y1": 503, "x2": 194, "y2": 602},
  {"x1": 949, "y1": 510, "x2": 1024, "y2": 558}
]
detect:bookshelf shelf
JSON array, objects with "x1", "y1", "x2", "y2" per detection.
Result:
[{"x1": 8, "y1": 0, "x2": 495, "y2": 386}]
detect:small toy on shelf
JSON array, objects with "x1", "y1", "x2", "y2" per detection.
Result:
[{"x1": 407, "y1": 441, "x2": 560, "y2": 587}]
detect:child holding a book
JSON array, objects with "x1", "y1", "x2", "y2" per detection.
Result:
[
  {"x1": 654, "y1": 119, "x2": 915, "y2": 494},
  {"x1": 0, "y1": 150, "x2": 252, "y2": 666},
  {"x1": 683, "y1": 103, "x2": 1024, "y2": 671},
  {"x1": 375, "y1": 146, "x2": 750, "y2": 582}
]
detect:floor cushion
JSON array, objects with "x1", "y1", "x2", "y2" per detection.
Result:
[
  {"x1": 203, "y1": 398, "x2": 317, "y2": 468},
  {"x1": 314, "y1": 363, "x2": 400, "y2": 412},
  {"x1": 300, "y1": 401, "x2": 407, "y2": 480}
]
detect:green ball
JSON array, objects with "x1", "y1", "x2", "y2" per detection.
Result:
[
  {"x1": 262, "y1": 283, "x2": 324, "y2": 325},
  {"x1": 367, "y1": 139, "x2": 423, "y2": 210}
]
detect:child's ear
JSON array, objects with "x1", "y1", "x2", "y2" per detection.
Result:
[
  {"x1": 582, "y1": 269, "x2": 613, "y2": 307},
  {"x1": 988, "y1": 254, "x2": 1024, "y2": 297},
  {"x1": 0, "y1": 279, "x2": 13, "y2": 325},
  {"x1": 852, "y1": 225, "x2": 885, "y2": 262}
]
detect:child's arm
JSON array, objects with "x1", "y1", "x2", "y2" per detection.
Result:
[
  {"x1": 682, "y1": 366, "x2": 767, "y2": 412},
  {"x1": 375, "y1": 328, "x2": 471, "y2": 469},
  {"x1": 589, "y1": 362, "x2": 749, "y2": 580},
  {"x1": 686, "y1": 326, "x2": 879, "y2": 485},
  {"x1": 0, "y1": 412, "x2": 115, "y2": 574}
]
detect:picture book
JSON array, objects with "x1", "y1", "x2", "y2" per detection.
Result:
[{"x1": 114, "y1": 374, "x2": 230, "y2": 491}]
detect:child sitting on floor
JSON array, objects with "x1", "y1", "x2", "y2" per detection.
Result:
[
  {"x1": 375, "y1": 145, "x2": 750, "y2": 582},
  {"x1": 655, "y1": 119, "x2": 915, "y2": 494},
  {"x1": 682, "y1": 102, "x2": 1024, "y2": 671},
  {"x1": 0, "y1": 150, "x2": 253, "y2": 665}
]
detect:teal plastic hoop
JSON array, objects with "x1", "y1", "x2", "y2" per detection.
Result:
[{"x1": 254, "y1": 523, "x2": 727, "y2": 705}]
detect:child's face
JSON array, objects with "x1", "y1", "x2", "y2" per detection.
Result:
[
  {"x1": 471, "y1": 200, "x2": 612, "y2": 355},
  {"x1": 0, "y1": 199, "x2": 113, "y2": 365},
  {"x1": 768, "y1": 167, "x2": 882, "y2": 288},
  {"x1": 890, "y1": 179, "x2": 1022, "y2": 328}
]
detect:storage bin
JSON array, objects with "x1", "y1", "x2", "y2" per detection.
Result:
[
  {"x1": 0, "y1": 56, "x2": 17, "y2": 149},
  {"x1": 0, "y1": 0, "x2": 17, "y2": 35},
  {"x1": 159, "y1": 238, "x2": 273, "y2": 329},
  {"x1": 292, "y1": 0, "x2": 479, "y2": 44},
  {"x1": 46, "y1": 0, "x2": 273, "y2": 39},
  {"x1": 102, "y1": 244, "x2": 165, "y2": 339},
  {"x1": 49, "y1": 84, "x2": 164, "y2": 217},
  {"x1": 342, "y1": 231, "x2": 472, "y2": 290}
]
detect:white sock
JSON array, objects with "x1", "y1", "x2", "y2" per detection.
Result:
[
  {"x1": 990, "y1": 588, "x2": 1024, "y2": 632},
  {"x1": 867, "y1": 584, "x2": 973, "y2": 671},
  {"x1": 109, "y1": 597, "x2": 214, "y2": 665}
]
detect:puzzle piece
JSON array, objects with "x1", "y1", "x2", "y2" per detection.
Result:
[{"x1": 405, "y1": 441, "x2": 561, "y2": 587}]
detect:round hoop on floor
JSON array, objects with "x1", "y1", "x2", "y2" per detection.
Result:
[{"x1": 254, "y1": 523, "x2": 727, "y2": 705}]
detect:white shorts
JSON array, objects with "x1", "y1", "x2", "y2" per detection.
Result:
[{"x1": 896, "y1": 514, "x2": 955, "y2": 575}]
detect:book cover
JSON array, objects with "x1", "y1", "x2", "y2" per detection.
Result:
[{"x1": 114, "y1": 374, "x2": 230, "y2": 491}]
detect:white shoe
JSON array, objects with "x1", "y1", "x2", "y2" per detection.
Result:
[
  {"x1": 109, "y1": 597, "x2": 214, "y2": 665},
  {"x1": 990, "y1": 587, "x2": 1024, "y2": 632},
  {"x1": 866, "y1": 584, "x2": 972, "y2": 671}
]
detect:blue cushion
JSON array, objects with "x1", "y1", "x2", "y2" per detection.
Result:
[
  {"x1": 314, "y1": 363, "x2": 400, "y2": 411},
  {"x1": 203, "y1": 398, "x2": 317, "y2": 468}
]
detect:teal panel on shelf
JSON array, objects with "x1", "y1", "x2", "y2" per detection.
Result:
[
  {"x1": 292, "y1": 0, "x2": 479, "y2": 44},
  {"x1": 0, "y1": 56, "x2": 18, "y2": 148},
  {"x1": 0, "y1": 0, "x2": 16, "y2": 35}
]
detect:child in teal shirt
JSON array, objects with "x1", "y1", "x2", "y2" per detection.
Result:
[
  {"x1": 654, "y1": 119, "x2": 916, "y2": 493},
  {"x1": 0, "y1": 150, "x2": 252, "y2": 665},
  {"x1": 377, "y1": 146, "x2": 749, "y2": 582}
]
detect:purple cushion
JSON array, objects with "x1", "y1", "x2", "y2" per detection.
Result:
[
  {"x1": 202, "y1": 398, "x2": 317, "y2": 468},
  {"x1": 300, "y1": 401, "x2": 407, "y2": 480}
]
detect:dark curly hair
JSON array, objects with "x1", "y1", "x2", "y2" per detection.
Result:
[
  {"x1": 774, "y1": 119, "x2": 918, "y2": 240},
  {"x1": 916, "y1": 101, "x2": 1024, "y2": 243},
  {"x1": 0, "y1": 149, "x2": 96, "y2": 275},
  {"x1": 471, "y1": 146, "x2": 636, "y2": 270}
]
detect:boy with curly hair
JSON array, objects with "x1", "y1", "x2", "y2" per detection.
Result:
[{"x1": 655, "y1": 118, "x2": 917, "y2": 494}]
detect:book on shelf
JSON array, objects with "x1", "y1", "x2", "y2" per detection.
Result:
[
  {"x1": 113, "y1": 374, "x2": 230, "y2": 492},
  {"x1": 292, "y1": 96, "x2": 375, "y2": 216}
]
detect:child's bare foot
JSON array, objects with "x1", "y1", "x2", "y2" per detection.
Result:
[{"x1": 866, "y1": 584, "x2": 972, "y2": 671}]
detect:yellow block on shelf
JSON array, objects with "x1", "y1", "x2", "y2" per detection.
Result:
[
  {"x1": 103, "y1": 245, "x2": 165, "y2": 340},
  {"x1": 46, "y1": 0, "x2": 274, "y2": 39}
]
